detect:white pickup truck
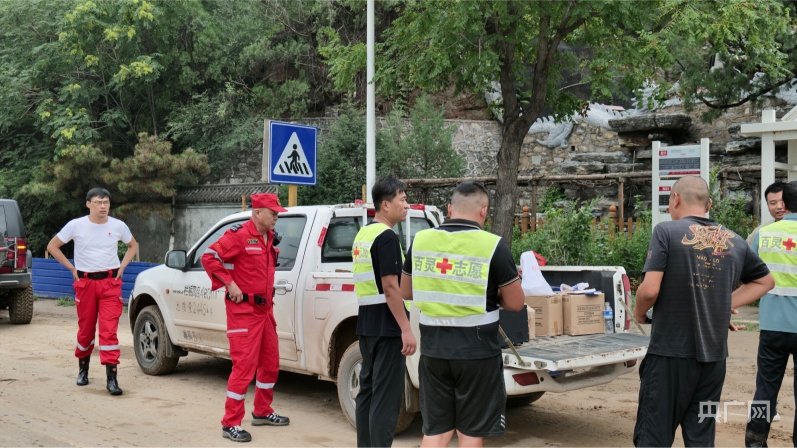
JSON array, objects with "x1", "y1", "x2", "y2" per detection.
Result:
[{"x1": 128, "y1": 203, "x2": 649, "y2": 433}]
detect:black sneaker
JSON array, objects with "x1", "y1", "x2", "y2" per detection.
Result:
[
  {"x1": 251, "y1": 412, "x2": 290, "y2": 426},
  {"x1": 222, "y1": 426, "x2": 252, "y2": 443}
]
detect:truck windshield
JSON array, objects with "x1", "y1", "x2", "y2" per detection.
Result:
[{"x1": 321, "y1": 216, "x2": 433, "y2": 263}]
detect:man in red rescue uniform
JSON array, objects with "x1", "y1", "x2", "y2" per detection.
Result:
[{"x1": 201, "y1": 193, "x2": 290, "y2": 443}]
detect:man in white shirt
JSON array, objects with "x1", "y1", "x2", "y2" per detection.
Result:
[{"x1": 47, "y1": 188, "x2": 138, "y2": 396}]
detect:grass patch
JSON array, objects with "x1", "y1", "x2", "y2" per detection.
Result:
[{"x1": 56, "y1": 297, "x2": 76, "y2": 307}]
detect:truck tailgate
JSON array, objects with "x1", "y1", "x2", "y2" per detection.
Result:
[{"x1": 503, "y1": 333, "x2": 649, "y2": 371}]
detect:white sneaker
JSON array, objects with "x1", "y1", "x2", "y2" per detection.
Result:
[{"x1": 773, "y1": 413, "x2": 781, "y2": 422}]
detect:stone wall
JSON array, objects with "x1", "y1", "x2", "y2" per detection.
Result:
[{"x1": 215, "y1": 100, "x2": 794, "y2": 218}]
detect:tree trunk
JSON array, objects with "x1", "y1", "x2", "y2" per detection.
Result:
[{"x1": 492, "y1": 119, "x2": 532, "y2": 243}]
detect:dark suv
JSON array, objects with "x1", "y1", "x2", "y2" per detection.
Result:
[{"x1": 0, "y1": 199, "x2": 33, "y2": 324}]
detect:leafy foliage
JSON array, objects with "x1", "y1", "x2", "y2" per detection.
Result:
[
  {"x1": 538, "y1": 186, "x2": 566, "y2": 213},
  {"x1": 377, "y1": 94, "x2": 464, "y2": 204},
  {"x1": 511, "y1": 199, "x2": 652, "y2": 275},
  {"x1": 511, "y1": 199, "x2": 599, "y2": 266},
  {"x1": 21, "y1": 133, "x2": 208, "y2": 255},
  {"x1": 709, "y1": 169, "x2": 757, "y2": 238},
  {"x1": 297, "y1": 105, "x2": 367, "y2": 205},
  {"x1": 295, "y1": 97, "x2": 464, "y2": 206},
  {"x1": 322, "y1": 0, "x2": 795, "y2": 244}
]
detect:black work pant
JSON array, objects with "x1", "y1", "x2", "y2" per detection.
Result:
[
  {"x1": 745, "y1": 330, "x2": 797, "y2": 447},
  {"x1": 633, "y1": 354, "x2": 726, "y2": 447},
  {"x1": 356, "y1": 335, "x2": 404, "y2": 448}
]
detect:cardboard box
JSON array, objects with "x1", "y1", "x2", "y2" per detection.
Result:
[
  {"x1": 527, "y1": 306, "x2": 535, "y2": 340},
  {"x1": 563, "y1": 293, "x2": 606, "y2": 336},
  {"x1": 524, "y1": 294, "x2": 563, "y2": 337}
]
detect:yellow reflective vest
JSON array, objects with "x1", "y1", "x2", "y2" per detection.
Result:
[
  {"x1": 352, "y1": 223, "x2": 404, "y2": 306},
  {"x1": 411, "y1": 228, "x2": 501, "y2": 327},
  {"x1": 758, "y1": 219, "x2": 797, "y2": 296}
]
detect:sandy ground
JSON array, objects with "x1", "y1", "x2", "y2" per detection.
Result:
[{"x1": 0, "y1": 299, "x2": 794, "y2": 447}]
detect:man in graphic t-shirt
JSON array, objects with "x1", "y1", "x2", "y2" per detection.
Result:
[
  {"x1": 47, "y1": 188, "x2": 138, "y2": 396},
  {"x1": 632, "y1": 176, "x2": 773, "y2": 447}
]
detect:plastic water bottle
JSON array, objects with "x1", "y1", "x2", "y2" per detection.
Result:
[{"x1": 603, "y1": 302, "x2": 614, "y2": 334}]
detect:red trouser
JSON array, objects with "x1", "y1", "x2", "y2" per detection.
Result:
[
  {"x1": 73, "y1": 277, "x2": 124, "y2": 365},
  {"x1": 222, "y1": 299, "x2": 279, "y2": 427}
]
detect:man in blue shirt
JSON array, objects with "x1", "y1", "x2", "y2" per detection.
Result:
[{"x1": 747, "y1": 182, "x2": 797, "y2": 447}]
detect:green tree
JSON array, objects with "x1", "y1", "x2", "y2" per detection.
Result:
[
  {"x1": 322, "y1": 0, "x2": 794, "y2": 243},
  {"x1": 708, "y1": 168, "x2": 757, "y2": 238},
  {"x1": 377, "y1": 94, "x2": 464, "y2": 202},
  {"x1": 21, "y1": 134, "x2": 209, "y2": 254},
  {"x1": 297, "y1": 105, "x2": 367, "y2": 205},
  {"x1": 103, "y1": 132, "x2": 209, "y2": 203}
]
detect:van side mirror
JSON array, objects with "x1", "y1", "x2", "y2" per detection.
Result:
[{"x1": 165, "y1": 250, "x2": 187, "y2": 270}]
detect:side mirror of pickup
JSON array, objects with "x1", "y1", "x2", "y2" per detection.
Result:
[{"x1": 165, "y1": 250, "x2": 187, "y2": 270}]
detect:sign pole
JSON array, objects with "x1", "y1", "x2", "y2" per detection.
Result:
[
  {"x1": 366, "y1": 0, "x2": 376, "y2": 203},
  {"x1": 288, "y1": 184, "x2": 298, "y2": 207},
  {"x1": 652, "y1": 141, "x2": 661, "y2": 227}
]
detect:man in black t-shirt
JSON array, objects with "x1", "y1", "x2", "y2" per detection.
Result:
[
  {"x1": 400, "y1": 182, "x2": 525, "y2": 447},
  {"x1": 351, "y1": 177, "x2": 416, "y2": 447},
  {"x1": 633, "y1": 176, "x2": 773, "y2": 447}
]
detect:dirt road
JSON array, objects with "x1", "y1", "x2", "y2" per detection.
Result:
[{"x1": 0, "y1": 300, "x2": 793, "y2": 447}]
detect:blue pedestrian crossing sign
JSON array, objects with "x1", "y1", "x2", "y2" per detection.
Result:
[{"x1": 267, "y1": 120, "x2": 317, "y2": 186}]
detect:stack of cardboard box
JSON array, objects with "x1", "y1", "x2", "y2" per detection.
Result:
[{"x1": 524, "y1": 292, "x2": 606, "y2": 337}]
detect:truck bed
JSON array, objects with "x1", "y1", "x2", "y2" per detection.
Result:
[{"x1": 504, "y1": 333, "x2": 649, "y2": 371}]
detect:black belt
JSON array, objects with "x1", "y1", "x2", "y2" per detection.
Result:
[
  {"x1": 226, "y1": 293, "x2": 267, "y2": 305},
  {"x1": 77, "y1": 269, "x2": 119, "y2": 280}
]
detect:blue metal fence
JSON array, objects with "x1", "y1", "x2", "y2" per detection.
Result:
[{"x1": 32, "y1": 258, "x2": 160, "y2": 303}]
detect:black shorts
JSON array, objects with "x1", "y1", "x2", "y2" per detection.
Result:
[{"x1": 419, "y1": 354, "x2": 506, "y2": 438}]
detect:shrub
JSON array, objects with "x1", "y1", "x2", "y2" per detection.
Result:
[
  {"x1": 511, "y1": 198, "x2": 652, "y2": 276},
  {"x1": 709, "y1": 168, "x2": 756, "y2": 238}
]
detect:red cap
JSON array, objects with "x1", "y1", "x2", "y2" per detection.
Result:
[{"x1": 251, "y1": 193, "x2": 287, "y2": 212}]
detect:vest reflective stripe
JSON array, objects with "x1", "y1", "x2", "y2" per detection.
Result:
[
  {"x1": 256, "y1": 381, "x2": 275, "y2": 389},
  {"x1": 352, "y1": 271, "x2": 377, "y2": 283},
  {"x1": 412, "y1": 228, "x2": 500, "y2": 326},
  {"x1": 419, "y1": 309, "x2": 499, "y2": 327},
  {"x1": 759, "y1": 220, "x2": 797, "y2": 296},
  {"x1": 226, "y1": 390, "x2": 246, "y2": 400},
  {"x1": 353, "y1": 223, "x2": 402, "y2": 307}
]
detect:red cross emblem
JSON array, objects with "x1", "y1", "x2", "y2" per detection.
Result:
[
  {"x1": 353, "y1": 247, "x2": 360, "y2": 257},
  {"x1": 436, "y1": 258, "x2": 453, "y2": 274},
  {"x1": 784, "y1": 238, "x2": 797, "y2": 251}
]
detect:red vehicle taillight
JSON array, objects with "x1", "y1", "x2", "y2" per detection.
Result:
[
  {"x1": 512, "y1": 372, "x2": 540, "y2": 386},
  {"x1": 0, "y1": 237, "x2": 27, "y2": 274},
  {"x1": 622, "y1": 274, "x2": 632, "y2": 330},
  {"x1": 14, "y1": 238, "x2": 27, "y2": 270}
]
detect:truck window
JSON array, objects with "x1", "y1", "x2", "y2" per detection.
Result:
[
  {"x1": 394, "y1": 217, "x2": 432, "y2": 252},
  {"x1": 322, "y1": 217, "x2": 360, "y2": 263},
  {"x1": 321, "y1": 216, "x2": 433, "y2": 263},
  {"x1": 190, "y1": 220, "x2": 247, "y2": 269},
  {"x1": 190, "y1": 216, "x2": 307, "y2": 270},
  {"x1": 274, "y1": 215, "x2": 307, "y2": 271},
  {"x1": 0, "y1": 205, "x2": 6, "y2": 238}
]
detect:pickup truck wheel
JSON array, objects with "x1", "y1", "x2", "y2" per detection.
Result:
[
  {"x1": 337, "y1": 341, "x2": 417, "y2": 434},
  {"x1": 133, "y1": 305, "x2": 179, "y2": 375},
  {"x1": 8, "y1": 286, "x2": 33, "y2": 324},
  {"x1": 506, "y1": 391, "x2": 545, "y2": 408}
]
